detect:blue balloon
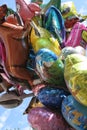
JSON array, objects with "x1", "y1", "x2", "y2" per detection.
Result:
[
  {"x1": 45, "y1": 6, "x2": 66, "y2": 47},
  {"x1": 61, "y1": 95, "x2": 87, "y2": 130},
  {"x1": 35, "y1": 48, "x2": 58, "y2": 81},
  {"x1": 37, "y1": 86, "x2": 69, "y2": 109}
]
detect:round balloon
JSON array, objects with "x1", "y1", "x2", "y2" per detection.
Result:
[
  {"x1": 64, "y1": 54, "x2": 87, "y2": 106},
  {"x1": 65, "y1": 60, "x2": 87, "y2": 106},
  {"x1": 37, "y1": 87, "x2": 69, "y2": 109},
  {"x1": 28, "y1": 107, "x2": 75, "y2": 130},
  {"x1": 61, "y1": 95, "x2": 87, "y2": 130}
]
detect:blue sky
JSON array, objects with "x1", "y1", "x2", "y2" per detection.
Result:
[
  {"x1": 0, "y1": 95, "x2": 33, "y2": 130},
  {"x1": 0, "y1": 0, "x2": 87, "y2": 130},
  {"x1": 0, "y1": 0, "x2": 87, "y2": 15},
  {"x1": 0, "y1": 0, "x2": 16, "y2": 11}
]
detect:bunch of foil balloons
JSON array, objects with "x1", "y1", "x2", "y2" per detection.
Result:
[{"x1": 0, "y1": 0, "x2": 87, "y2": 130}]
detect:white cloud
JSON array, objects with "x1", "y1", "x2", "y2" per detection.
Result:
[
  {"x1": 78, "y1": 1, "x2": 87, "y2": 15},
  {"x1": 22, "y1": 126, "x2": 33, "y2": 130},
  {"x1": 0, "y1": 109, "x2": 11, "y2": 129},
  {"x1": 24, "y1": 0, "x2": 31, "y2": 4},
  {"x1": 79, "y1": 7, "x2": 86, "y2": 15},
  {"x1": 0, "y1": 123, "x2": 3, "y2": 128}
]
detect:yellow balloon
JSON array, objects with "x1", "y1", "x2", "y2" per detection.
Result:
[{"x1": 30, "y1": 28, "x2": 61, "y2": 56}]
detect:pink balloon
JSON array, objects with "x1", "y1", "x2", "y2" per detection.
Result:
[{"x1": 28, "y1": 107, "x2": 75, "y2": 130}]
